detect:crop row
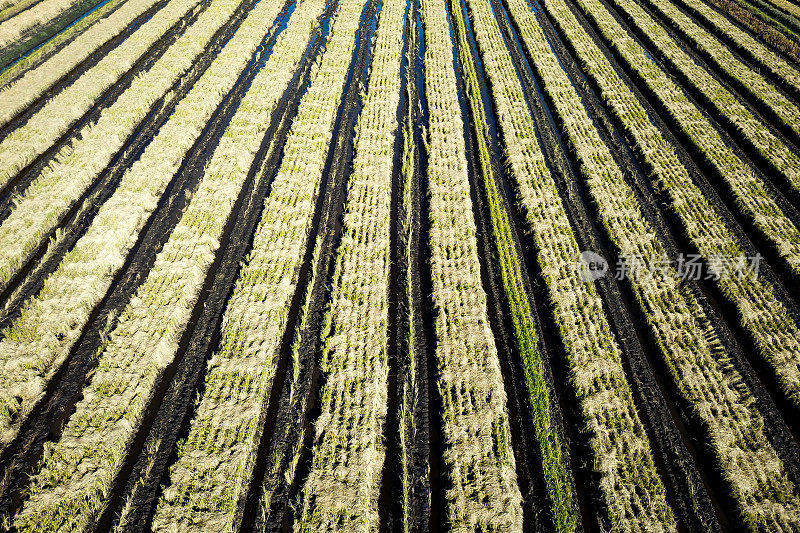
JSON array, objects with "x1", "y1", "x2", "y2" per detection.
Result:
[
  {"x1": 0, "y1": 0, "x2": 163, "y2": 128},
  {"x1": 150, "y1": 0, "x2": 374, "y2": 528},
  {"x1": 504, "y1": 0, "x2": 800, "y2": 527},
  {"x1": 765, "y1": 0, "x2": 800, "y2": 20},
  {"x1": 671, "y1": 0, "x2": 800, "y2": 93},
  {"x1": 397, "y1": 87, "x2": 420, "y2": 533},
  {"x1": 463, "y1": 0, "x2": 676, "y2": 528},
  {"x1": 743, "y1": 0, "x2": 800, "y2": 35},
  {"x1": 736, "y1": 0, "x2": 800, "y2": 38},
  {"x1": 9, "y1": 0, "x2": 329, "y2": 530},
  {"x1": 0, "y1": 0, "x2": 127, "y2": 86},
  {"x1": 447, "y1": 0, "x2": 578, "y2": 530},
  {"x1": 707, "y1": 0, "x2": 800, "y2": 62},
  {"x1": 545, "y1": 0, "x2": 800, "y2": 420},
  {"x1": 420, "y1": 0, "x2": 526, "y2": 529},
  {"x1": 290, "y1": 0, "x2": 406, "y2": 529},
  {"x1": 0, "y1": 0, "x2": 89, "y2": 49},
  {"x1": 632, "y1": 0, "x2": 800, "y2": 173},
  {"x1": 294, "y1": 0, "x2": 402, "y2": 522},
  {"x1": 0, "y1": 0, "x2": 291, "y2": 452},
  {"x1": 0, "y1": 0, "x2": 234, "y2": 297},
  {"x1": 0, "y1": 0, "x2": 38, "y2": 21},
  {"x1": 0, "y1": 0, "x2": 202, "y2": 182},
  {"x1": 579, "y1": 0, "x2": 800, "y2": 277}
]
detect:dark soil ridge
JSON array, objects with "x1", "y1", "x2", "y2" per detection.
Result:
[
  {"x1": 593, "y1": 0, "x2": 800, "y2": 235},
  {"x1": 745, "y1": 0, "x2": 800, "y2": 34},
  {"x1": 88, "y1": 11, "x2": 306, "y2": 529},
  {"x1": 0, "y1": 0, "x2": 168, "y2": 131},
  {"x1": 0, "y1": 0, "x2": 208, "y2": 260},
  {"x1": 447, "y1": 0, "x2": 587, "y2": 530},
  {"x1": 0, "y1": 0, "x2": 130, "y2": 86},
  {"x1": 407, "y1": 2, "x2": 453, "y2": 529},
  {"x1": 482, "y1": 8, "x2": 614, "y2": 531},
  {"x1": 612, "y1": 0, "x2": 800, "y2": 199},
  {"x1": 375, "y1": 0, "x2": 431, "y2": 529},
  {"x1": 446, "y1": 1, "x2": 539, "y2": 530},
  {"x1": 743, "y1": 0, "x2": 800, "y2": 36},
  {"x1": 0, "y1": 0, "x2": 296, "y2": 523},
  {"x1": 407, "y1": 5, "x2": 433, "y2": 526},
  {"x1": 552, "y1": 0, "x2": 800, "y2": 444},
  {"x1": 0, "y1": 0, "x2": 110, "y2": 70},
  {"x1": 518, "y1": 0, "x2": 800, "y2": 528},
  {"x1": 0, "y1": 0, "x2": 209, "y2": 207},
  {"x1": 574, "y1": 0, "x2": 800, "y2": 421},
  {"x1": 238, "y1": 0, "x2": 382, "y2": 528},
  {"x1": 493, "y1": 0, "x2": 721, "y2": 529},
  {"x1": 0, "y1": 0, "x2": 168, "y2": 126},
  {"x1": 705, "y1": 0, "x2": 800, "y2": 78},
  {"x1": 0, "y1": 0, "x2": 48, "y2": 24},
  {"x1": 665, "y1": 0, "x2": 800, "y2": 101},
  {"x1": 102, "y1": 8, "x2": 324, "y2": 532},
  {"x1": 378, "y1": 1, "x2": 432, "y2": 528},
  {"x1": 492, "y1": 0, "x2": 725, "y2": 529},
  {"x1": 0, "y1": 0, "x2": 276, "y2": 317}
]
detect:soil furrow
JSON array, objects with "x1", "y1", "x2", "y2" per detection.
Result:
[
  {"x1": 614, "y1": 0, "x2": 800, "y2": 186},
  {"x1": 380, "y1": 1, "x2": 432, "y2": 528},
  {"x1": 490, "y1": 0, "x2": 729, "y2": 528},
  {"x1": 512, "y1": 0, "x2": 800, "y2": 527},
  {"x1": 447, "y1": 8, "x2": 535, "y2": 531},
  {"x1": 238, "y1": 0, "x2": 382, "y2": 527},
  {"x1": 551, "y1": 0, "x2": 800, "y2": 441},
  {"x1": 413, "y1": 31, "x2": 446, "y2": 533},
  {"x1": 0, "y1": 0, "x2": 796, "y2": 525},
  {"x1": 581, "y1": 0, "x2": 800, "y2": 297},
  {"x1": 107, "y1": 25, "x2": 316, "y2": 531},
  {"x1": 446, "y1": 0, "x2": 587, "y2": 530},
  {"x1": 94, "y1": 17, "x2": 317, "y2": 533},
  {"x1": 0, "y1": 0, "x2": 49, "y2": 24},
  {"x1": 375, "y1": 0, "x2": 415, "y2": 528},
  {"x1": 0, "y1": 0, "x2": 272, "y2": 309},
  {"x1": 0, "y1": 0, "x2": 206, "y2": 210},
  {"x1": 0, "y1": 0, "x2": 125, "y2": 84},
  {"x1": 237, "y1": 3, "x2": 371, "y2": 529},
  {"x1": 659, "y1": 0, "x2": 800, "y2": 100},
  {"x1": 0, "y1": 0, "x2": 169, "y2": 127},
  {"x1": 0, "y1": 0, "x2": 108, "y2": 70},
  {"x1": 474, "y1": 5, "x2": 604, "y2": 529},
  {"x1": 0, "y1": 1, "x2": 294, "y2": 520}
]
